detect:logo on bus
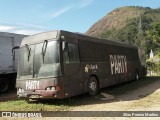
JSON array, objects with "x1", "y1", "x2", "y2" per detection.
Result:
[
  {"x1": 110, "y1": 55, "x2": 127, "y2": 74},
  {"x1": 26, "y1": 81, "x2": 40, "y2": 90},
  {"x1": 85, "y1": 64, "x2": 98, "y2": 73}
]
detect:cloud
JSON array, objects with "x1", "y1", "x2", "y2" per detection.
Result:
[
  {"x1": 13, "y1": 29, "x2": 43, "y2": 35},
  {"x1": 0, "y1": 20, "x2": 47, "y2": 30},
  {"x1": 47, "y1": 1, "x2": 94, "y2": 20},
  {"x1": 79, "y1": 0, "x2": 94, "y2": 8},
  {"x1": 0, "y1": 25, "x2": 15, "y2": 31},
  {"x1": 0, "y1": 23, "x2": 45, "y2": 35},
  {"x1": 49, "y1": 6, "x2": 72, "y2": 19},
  {"x1": 16, "y1": 22, "x2": 47, "y2": 30}
]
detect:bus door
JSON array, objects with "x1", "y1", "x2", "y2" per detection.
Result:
[{"x1": 62, "y1": 41, "x2": 83, "y2": 97}]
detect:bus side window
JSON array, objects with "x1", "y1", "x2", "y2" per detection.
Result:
[
  {"x1": 63, "y1": 42, "x2": 80, "y2": 63},
  {"x1": 68, "y1": 43, "x2": 80, "y2": 63}
]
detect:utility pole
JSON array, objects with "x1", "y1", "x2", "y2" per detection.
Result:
[{"x1": 137, "y1": 16, "x2": 144, "y2": 46}]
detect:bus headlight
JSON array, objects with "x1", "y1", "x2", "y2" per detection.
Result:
[
  {"x1": 18, "y1": 88, "x2": 24, "y2": 92},
  {"x1": 51, "y1": 87, "x2": 56, "y2": 90},
  {"x1": 46, "y1": 86, "x2": 56, "y2": 91},
  {"x1": 45, "y1": 86, "x2": 60, "y2": 91}
]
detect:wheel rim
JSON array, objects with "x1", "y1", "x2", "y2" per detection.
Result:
[
  {"x1": 89, "y1": 82, "x2": 97, "y2": 91},
  {"x1": 88, "y1": 77, "x2": 98, "y2": 96}
]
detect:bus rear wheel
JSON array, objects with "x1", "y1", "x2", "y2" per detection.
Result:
[{"x1": 87, "y1": 77, "x2": 98, "y2": 96}]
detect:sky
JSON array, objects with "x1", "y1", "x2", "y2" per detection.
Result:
[{"x1": 0, "y1": 0, "x2": 160, "y2": 35}]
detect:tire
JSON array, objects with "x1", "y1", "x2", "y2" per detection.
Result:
[
  {"x1": 87, "y1": 76, "x2": 98, "y2": 96},
  {"x1": 0, "y1": 78, "x2": 9, "y2": 94}
]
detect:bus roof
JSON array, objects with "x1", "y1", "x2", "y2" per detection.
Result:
[
  {"x1": 21, "y1": 30, "x2": 137, "y2": 49},
  {"x1": 60, "y1": 30, "x2": 137, "y2": 49},
  {"x1": 21, "y1": 30, "x2": 60, "y2": 46}
]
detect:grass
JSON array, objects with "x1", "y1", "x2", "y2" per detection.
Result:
[
  {"x1": 0, "y1": 76, "x2": 160, "y2": 111},
  {"x1": 0, "y1": 100, "x2": 70, "y2": 111}
]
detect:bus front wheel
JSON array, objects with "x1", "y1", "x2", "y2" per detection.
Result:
[{"x1": 87, "y1": 77, "x2": 98, "y2": 96}]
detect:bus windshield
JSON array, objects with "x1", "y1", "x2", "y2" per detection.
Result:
[{"x1": 17, "y1": 41, "x2": 61, "y2": 79}]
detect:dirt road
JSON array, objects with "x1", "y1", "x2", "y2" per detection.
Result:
[{"x1": 71, "y1": 77, "x2": 160, "y2": 111}]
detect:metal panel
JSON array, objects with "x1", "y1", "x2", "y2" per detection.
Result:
[
  {"x1": 0, "y1": 36, "x2": 13, "y2": 72},
  {"x1": 21, "y1": 30, "x2": 58, "y2": 46},
  {"x1": 13, "y1": 49, "x2": 19, "y2": 71}
]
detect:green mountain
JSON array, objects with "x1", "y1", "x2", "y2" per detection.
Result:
[{"x1": 85, "y1": 6, "x2": 160, "y2": 56}]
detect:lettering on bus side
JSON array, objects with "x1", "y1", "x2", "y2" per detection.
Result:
[
  {"x1": 26, "y1": 81, "x2": 40, "y2": 90},
  {"x1": 109, "y1": 55, "x2": 127, "y2": 74}
]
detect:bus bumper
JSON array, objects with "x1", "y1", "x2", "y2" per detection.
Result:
[{"x1": 17, "y1": 90, "x2": 58, "y2": 99}]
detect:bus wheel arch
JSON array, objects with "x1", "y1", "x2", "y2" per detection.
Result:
[{"x1": 87, "y1": 75, "x2": 99, "y2": 96}]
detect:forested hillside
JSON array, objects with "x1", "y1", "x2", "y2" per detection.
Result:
[{"x1": 86, "y1": 6, "x2": 160, "y2": 58}]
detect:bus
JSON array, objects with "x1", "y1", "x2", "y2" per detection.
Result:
[{"x1": 16, "y1": 30, "x2": 146, "y2": 100}]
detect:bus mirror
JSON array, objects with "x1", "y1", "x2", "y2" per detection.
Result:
[
  {"x1": 12, "y1": 46, "x2": 19, "y2": 61},
  {"x1": 12, "y1": 46, "x2": 19, "y2": 55}
]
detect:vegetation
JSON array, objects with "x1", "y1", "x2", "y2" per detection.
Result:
[
  {"x1": 86, "y1": 6, "x2": 160, "y2": 57},
  {"x1": 0, "y1": 100, "x2": 71, "y2": 111},
  {"x1": 100, "y1": 11, "x2": 160, "y2": 56},
  {"x1": 147, "y1": 55, "x2": 160, "y2": 76},
  {"x1": 146, "y1": 22, "x2": 160, "y2": 75},
  {"x1": 86, "y1": 6, "x2": 160, "y2": 74},
  {"x1": 147, "y1": 22, "x2": 160, "y2": 46}
]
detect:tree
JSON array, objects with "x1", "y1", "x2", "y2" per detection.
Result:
[{"x1": 147, "y1": 22, "x2": 160, "y2": 46}]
